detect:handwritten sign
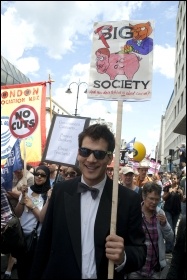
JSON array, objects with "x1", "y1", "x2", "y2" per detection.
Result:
[{"x1": 42, "y1": 115, "x2": 91, "y2": 166}]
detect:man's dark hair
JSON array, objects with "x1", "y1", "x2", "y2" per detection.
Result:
[
  {"x1": 26, "y1": 164, "x2": 33, "y2": 171},
  {"x1": 142, "y1": 182, "x2": 162, "y2": 197},
  {"x1": 78, "y1": 124, "x2": 115, "y2": 152}
]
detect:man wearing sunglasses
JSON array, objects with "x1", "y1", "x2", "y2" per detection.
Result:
[{"x1": 30, "y1": 124, "x2": 146, "y2": 279}]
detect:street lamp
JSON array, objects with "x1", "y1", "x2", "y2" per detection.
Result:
[{"x1": 65, "y1": 80, "x2": 88, "y2": 116}]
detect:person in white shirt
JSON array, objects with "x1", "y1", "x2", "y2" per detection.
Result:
[
  {"x1": 15, "y1": 165, "x2": 51, "y2": 279},
  {"x1": 29, "y1": 124, "x2": 146, "y2": 279}
]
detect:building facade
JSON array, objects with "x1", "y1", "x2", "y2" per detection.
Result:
[{"x1": 158, "y1": 1, "x2": 186, "y2": 172}]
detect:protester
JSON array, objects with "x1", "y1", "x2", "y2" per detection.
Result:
[
  {"x1": 39, "y1": 165, "x2": 82, "y2": 223},
  {"x1": 121, "y1": 166, "x2": 142, "y2": 200},
  {"x1": 14, "y1": 165, "x2": 50, "y2": 279},
  {"x1": 176, "y1": 143, "x2": 186, "y2": 170},
  {"x1": 166, "y1": 215, "x2": 186, "y2": 279},
  {"x1": 64, "y1": 165, "x2": 82, "y2": 180},
  {"x1": 3, "y1": 163, "x2": 34, "y2": 280},
  {"x1": 26, "y1": 164, "x2": 34, "y2": 174},
  {"x1": 152, "y1": 173, "x2": 164, "y2": 208},
  {"x1": 162, "y1": 173, "x2": 183, "y2": 253},
  {"x1": 1, "y1": 185, "x2": 12, "y2": 231},
  {"x1": 106, "y1": 159, "x2": 114, "y2": 180},
  {"x1": 30, "y1": 124, "x2": 146, "y2": 279},
  {"x1": 7, "y1": 167, "x2": 34, "y2": 208},
  {"x1": 59, "y1": 165, "x2": 68, "y2": 180},
  {"x1": 136, "y1": 159, "x2": 152, "y2": 187},
  {"x1": 106, "y1": 166, "x2": 114, "y2": 180},
  {"x1": 180, "y1": 171, "x2": 186, "y2": 216},
  {"x1": 128, "y1": 182, "x2": 174, "y2": 279},
  {"x1": 46, "y1": 163, "x2": 64, "y2": 187}
]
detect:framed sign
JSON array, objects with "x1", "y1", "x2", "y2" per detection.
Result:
[{"x1": 42, "y1": 115, "x2": 91, "y2": 166}]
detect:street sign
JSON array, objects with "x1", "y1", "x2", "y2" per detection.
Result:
[{"x1": 9, "y1": 104, "x2": 39, "y2": 139}]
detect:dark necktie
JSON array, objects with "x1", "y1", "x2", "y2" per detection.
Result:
[{"x1": 77, "y1": 182, "x2": 99, "y2": 199}]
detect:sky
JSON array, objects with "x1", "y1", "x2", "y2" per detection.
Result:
[{"x1": 1, "y1": 1, "x2": 179, "y2": 156}]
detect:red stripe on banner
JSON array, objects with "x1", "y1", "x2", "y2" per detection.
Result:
[{"x1": 41, "y1": 84, "x2": 47, "y2": 154}]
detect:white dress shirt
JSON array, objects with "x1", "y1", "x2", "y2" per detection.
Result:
[{"x1": 81, "y1": 175, "x2": 106, "y2": 279}]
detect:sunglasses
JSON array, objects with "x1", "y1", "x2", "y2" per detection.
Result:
[
  {"x1": 34, "y1": 173, "x2": 47, "y2": 178},
  {"x1": 79, "y1": 147, "x2": 112, "y2": 160},
  {"x1": 64, "y1": 172, "x2": 77, "y2": 178}
]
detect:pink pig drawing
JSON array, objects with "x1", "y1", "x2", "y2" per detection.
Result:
[{"x1": 95, "y1": 48, "x2": 142, "y2": 80}]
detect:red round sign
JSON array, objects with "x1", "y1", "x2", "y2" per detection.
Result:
[{"x1": 9, "y1": 105, "x2": 39, "y2": 139}]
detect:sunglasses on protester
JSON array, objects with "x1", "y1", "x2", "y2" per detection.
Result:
[
  {"x1": 79, "y1": 147, "x2": 112, "y2": 160},
  {"x1": 64, "y1": 172, "x2": 77, "y2": 178},
  {"x1": 34, "y1": 173, "x2": 47, "y2": 178}
]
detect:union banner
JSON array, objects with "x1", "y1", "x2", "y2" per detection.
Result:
[{"x1": 1, "y1": 82, "x2": 47, "y2": 167}]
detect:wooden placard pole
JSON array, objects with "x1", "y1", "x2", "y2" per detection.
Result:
[
  {"x1": 23, "y1": 138, "x2": 27, "y2": 185},
  {"x1": 108, "y1": 100, "x2": 123, "y2": 279}
]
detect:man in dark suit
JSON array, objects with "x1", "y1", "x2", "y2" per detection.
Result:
[{"x1": 30, "y1": 124, "x2": 146, "y2": 279}]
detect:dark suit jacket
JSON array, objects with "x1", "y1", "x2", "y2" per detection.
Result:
[{"x1": 30, "y1": 176, "x2": 146, "y2": 279}]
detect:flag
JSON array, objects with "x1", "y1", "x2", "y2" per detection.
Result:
[
  {"x1": 125, "y1": 137, "x2": 136, "y2": 152},
  {"x1": 1, "y1": 139, "x2": 23, "y2": 191},
  {"x1": 1, "y1": 81, "x2": 47, "y2": 166}
]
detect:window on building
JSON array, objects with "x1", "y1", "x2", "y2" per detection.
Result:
[
  {"x1": 6, "y1": 74, "x2": 14, "y2": 85},
  {"x1": 180, "y1": 6, "x2": 182, "y2": 19},
  {"x1": 183, "y1": 14, "x2": 186, "y2": 30},
  {"x1": 175, "y1": 60, "x2": 178, "y2": 73},
  {"x1": 176, "y1": 40, "x2": 178, "y2": 52},
  {"x1": 175, "y1": 82, "x2": 177, "y2": 95},
  {"x1": 185, "y1": 86, "x2": 186, "y2": 102},
  {"x1": 179, "y1": 51, "x2": 181, "y2": 64},
  {"x1": 1, "y1": 69, "x2": 7, "y2": 85},
  {"x1": 182, "y1": 39, "x2": 185, "y2": 55},
  {"x1": 177, "y1": 19, "x2": 179, "y2": 30},
  {"x1": 177, "y1": 100, "x2": 180, "y2": 114},
  {"x1": 174, "y1": 106, "x2": 176, "y2": 118},
  {"x1": 178, "y1": 75, "x2": 180, "y2": 89},
  {"x1": 181, "y1": 92, "x2": 184, "y2": 109},
  {"x1": 179, "y1": 29, "x2": 182, "y2": 42},
  {"x1": 182, "y1": 64, "x2": 184, "y2": 80}
]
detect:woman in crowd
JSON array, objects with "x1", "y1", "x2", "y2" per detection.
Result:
[
  {"x1": 14, "y1": 165, "x2": 50, "y2": 279},
  {"x1": 128, "y1": 182, "x2": 174, "y2": 279},
  {"x1": 64, "y1": 165, "x2": 82, "y2": 180},
  {"x1": 39, "y1": 165, "x2": 81, "y2": 223},
  {"x1": 162, "y1": 173, "x2": 184, "y2": 253},
  {"x1": 166, "y1": 215, "x2": 186, "y2": 279}
]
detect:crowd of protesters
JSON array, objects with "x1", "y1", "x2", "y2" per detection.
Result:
[{"x1": 1, "y1": 128, "x2": 186, "y2": 279}]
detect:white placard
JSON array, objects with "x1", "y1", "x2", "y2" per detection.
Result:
[{"x1": 42, "y1": 115, "x2": 90, "y2": 166}]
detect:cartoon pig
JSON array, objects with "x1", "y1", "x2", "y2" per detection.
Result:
[{"x1": 96, "y1": 48, "x2": 141, "y2": 80}]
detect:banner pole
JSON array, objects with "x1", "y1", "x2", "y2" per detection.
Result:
[
  {"x1": 108, "y1": 100, "x2": 123, "y2": 279},
  {"x1": 23, "y1": 138, "x2": 28, "y2": 212},
  {"x1": 49, "y1": 74, "x2": 52, "y2": 122}
]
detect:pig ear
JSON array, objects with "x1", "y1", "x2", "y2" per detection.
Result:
[
  {"x1": 147, "y1": 22, "x2": 151, "y2": 26},
  {"x1": 129, "y1": 24, "x2": 133, "y2": 27}
]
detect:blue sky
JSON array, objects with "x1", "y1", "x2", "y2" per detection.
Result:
[{"x1": 1, "y1": 1, "x2": 179, "y2": 155}]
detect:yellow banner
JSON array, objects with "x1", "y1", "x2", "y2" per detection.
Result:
[{"x1": 1, "y1": 82, "x2": 46, "y2": 167}]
